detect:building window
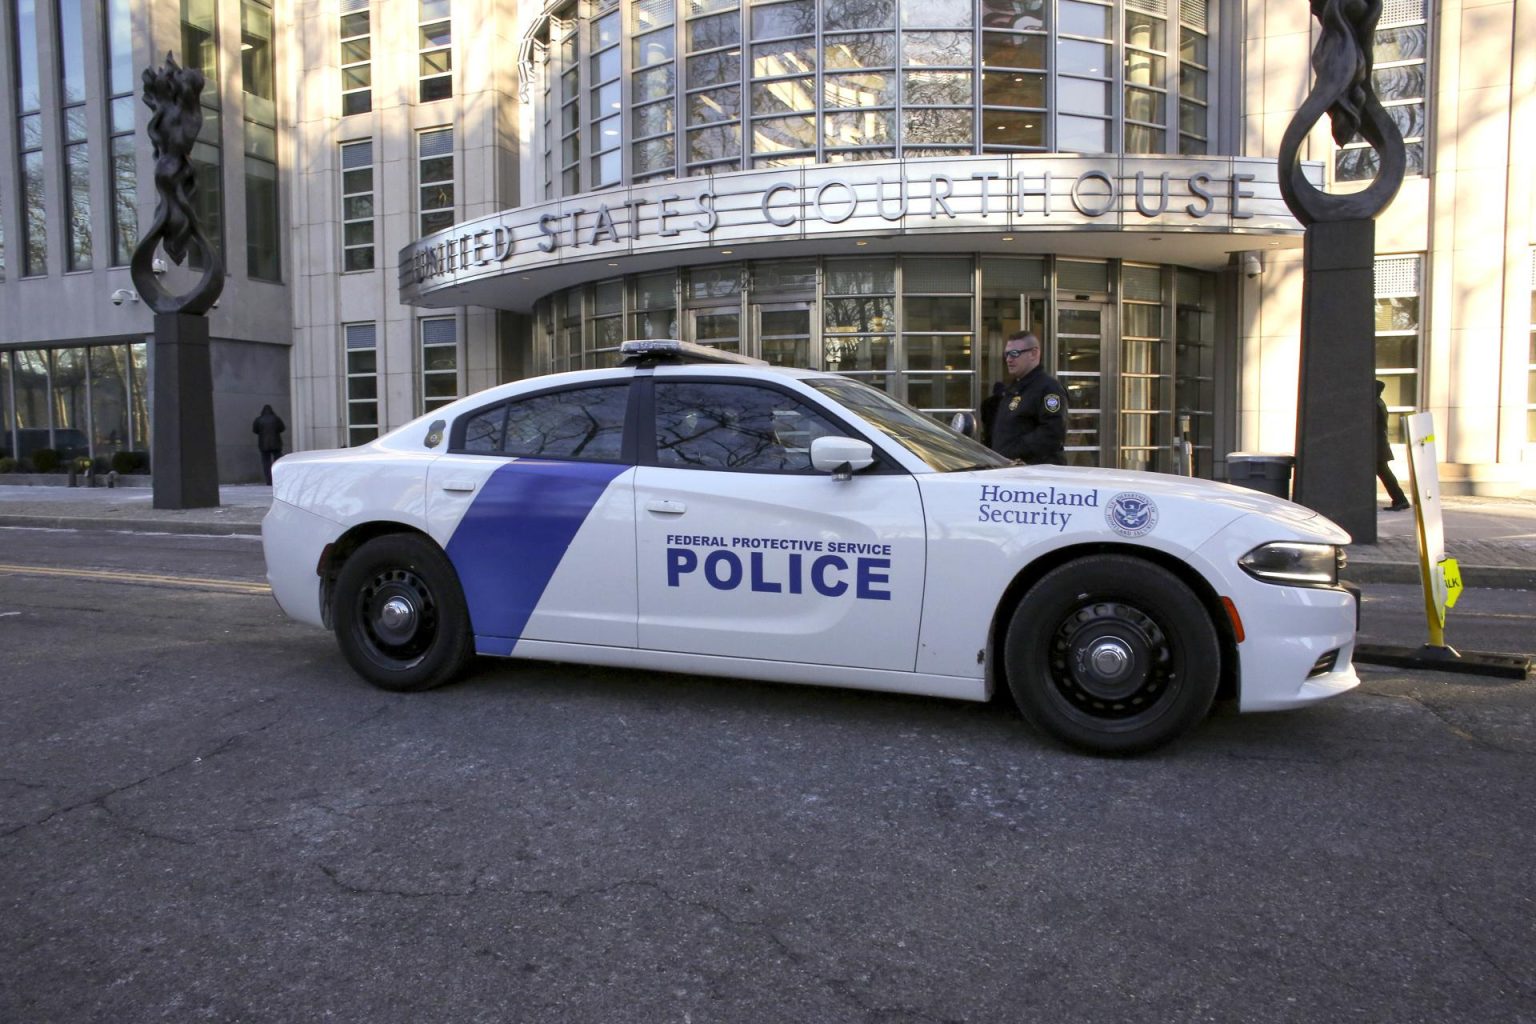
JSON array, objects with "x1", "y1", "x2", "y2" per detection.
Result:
[
  {"x1": 1527, "y1": 249, "x2": 1535, "y2": 442},
  {"x1": 1336, "y1": 0, "x2": 1426, "y2": 181},
  {"x1": 1174, "y1": 267, "x2": 1216, "y2": 477},
  {"x1": 823, "y1": 258, "x2": 895, "y2": 390},
  {"x1": 243, "y1": 0, "x2": 280, "y2": 280},
  {"x1": 749, "y1": 0, "x2": 817, "y2": 168},
  {"x1": 556, "y1": 14, "x2": 581, "y2": 194},
  {"x1": 631, "y1": 271, "x2": 677, "y2": 340},
  {"x1": 590, "y1": 278, "x2": 625, "y2": 365},
  {"x1": 14, "y1": 0, "x2": 46, "y2": 277},
  {"x1": 901, "y1": 258, "x2": 973, "y2": 415},
  {"x1": 420, "y1": 317, "x2": 459, "y2": 412},
  {"x1": 60, "y1": 0, "x2": 91, "y2": 270},
  {"x1": 684, "y1": 0, "x2": 741, "y2": 175},
  {"x1": 1374, "y1": 255, "x2": 1422, "y2": 430},
  {"x1": 1177, "y1": 0, "x2": 1209, "y2": 154},
  {"x1": 900, "y1": 1, "x2": 975, "y2": 157},
  {"x1": 1122, "y1": 0, "x2": 1168, "y2": 154},
  {"x1": 107, "y1": 0, "x2": 138, "y2": 266},
  {"x1": 630, "y1": 0, "x2": 676, "y2": 183},
  {"x1": 981, "y1": 0, "x2": 1047, "y2": 152},
  {"x1": 528, "y1": 0, "x2": 1217, "y2": 194},
  {"x1": 1120, "y1": 264, "x2": 1170, "y2": 471},
  {"x1": 590, "y1": 6, "x2": 623, "y2": 187},
  {"x1": 345, "y1": 322, "x2": 379, "y2": 445},
  {"x1": 182, "y1": 0, "x2": 223, "y2": 268},
  {"x1": 340, "y1": 140, "x2": 374, "y2": 271},
  {"x1": 419, "y1": 0, "x2": 452, "y2": 103},
  {"x1": 417, "y1": 127, "x2": 455, "y2": 235},
  {"x1": 341, "y1": 0, "x2": 372, "y2": 116}
]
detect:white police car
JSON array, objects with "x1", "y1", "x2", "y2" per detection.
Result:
[{"x1": 262, "y1": 340, "x2": 1358, "y2": 754}]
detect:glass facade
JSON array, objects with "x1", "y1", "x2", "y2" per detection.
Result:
[
  {"x1": 532, "y1": 254, "x2": 1214, "y2": 468},
  {"x1": 529, "y1": 0, "x2": 1217, "y2": 197},
  {"x1": 1335, "y1": 0, "x2": 1426, "y2": 181},
  {"x1": 1373, "y1": 254, "x2": 1422, "y2": 442},
  {"x1": 0, "y1": 345, "x2": 149, "y2": 467}
]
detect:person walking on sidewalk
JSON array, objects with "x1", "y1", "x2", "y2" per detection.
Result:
[
  {"x1": 253, "y1": 404, "x2": 286, "y2": 486},
  {"x1": 1376, "y1": 380, "x2": 1410, "y2": 511}
]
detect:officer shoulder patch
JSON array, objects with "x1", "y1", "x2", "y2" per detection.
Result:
[{"x1": 1043, "y1": 393, "x2": 1063, "y2": 415}]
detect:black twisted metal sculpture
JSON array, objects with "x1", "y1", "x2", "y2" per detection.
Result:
[
  {"x1": 1278, "y1": 0, "x2": 1406, "y2": 224},
  {"x1": 130, "y1": 53, "x2": 225, "y2": 314}
]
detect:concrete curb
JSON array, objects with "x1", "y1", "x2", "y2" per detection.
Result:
[{"x1": 0, "y1": 514, "x2": 263, "y2": 537}]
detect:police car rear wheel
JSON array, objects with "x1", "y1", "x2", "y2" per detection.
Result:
[
  {"x1": 1005, "y1": 555, "x2": 1219, "y2": 755},
  {"x1": 334, "y1": 534, "x2": 472, "y2": 692}
]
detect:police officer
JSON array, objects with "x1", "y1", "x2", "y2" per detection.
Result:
[{"x1": 988, "y1": 331, "x2": 1067, "y2": 465}]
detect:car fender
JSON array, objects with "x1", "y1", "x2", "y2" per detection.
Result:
[{"x1": 913, "y1": 467, "x2": 1258, "y2": 680}]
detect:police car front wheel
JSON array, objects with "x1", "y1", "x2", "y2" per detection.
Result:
[
  {"x1": 1004, "y1": 555, "x2": 1220, "y2": 755},
  {"x1": 333, "y1": 534, "x2": 473, "y2": 692}
]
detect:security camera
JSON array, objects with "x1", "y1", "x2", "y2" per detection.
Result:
[
  {"x1": 110, "y1": 288, "x2": 138, "y2": 305},
  {"x1": 1242, "y1": 253, "x2": 1263, "y2": 279}
]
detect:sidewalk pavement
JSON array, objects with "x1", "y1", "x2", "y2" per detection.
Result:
[{"x1": 1, "y1": 481, "x2": 1534, "y2": 590}]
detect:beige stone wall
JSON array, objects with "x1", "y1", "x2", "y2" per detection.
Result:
[{"x1": 1244, "y1": 0, "x2": 1535, "y2": 494}]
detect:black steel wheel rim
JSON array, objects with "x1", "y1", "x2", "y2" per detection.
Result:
[
  {"x1": 357, "y1": 567, "x2": 437, "y2": 666},
  {"x1": 1045, "y1": 600, "x2": 1181, "y2": 724}
]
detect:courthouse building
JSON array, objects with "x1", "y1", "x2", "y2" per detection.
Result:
[{"x1": 1, "y1": 0, "x2": 1532, "y2": 492}]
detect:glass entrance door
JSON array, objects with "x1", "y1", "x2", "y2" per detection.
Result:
[
  {"x1": 754, "y1": 303, "x2": 813, "y2": 367},
  {"x1": 1055, "y1": 302, "x2": 1104, "y2": 466},
  {"x1": 690, "y1": 307, "x2": 741, "y2": 353}
]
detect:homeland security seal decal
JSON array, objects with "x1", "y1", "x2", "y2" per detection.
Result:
[{"x1": 1106, "y1": 492, "x2": 1158, "y2": 537}]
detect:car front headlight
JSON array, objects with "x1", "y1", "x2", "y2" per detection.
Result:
[{"x1": 1238, "y1": 542, "x2": 1343, "y2": 587}]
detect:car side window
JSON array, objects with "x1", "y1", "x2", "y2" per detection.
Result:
[
  {"x1": 457, "y1": 385, "x2": 629, "y2": 461},
  {"x1": 653, "y1": 381, "x2": 840, "y2": 472}
]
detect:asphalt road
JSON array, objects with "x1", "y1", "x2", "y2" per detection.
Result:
[{"x1": 2, "y1": 528, "x2": 1534, "y2": 1024}]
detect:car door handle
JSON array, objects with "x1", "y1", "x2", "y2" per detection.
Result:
[
  {"x1": 645, "y1": 499, "x2": 687, "y2": 515},
  {"x1": 441, "y1": 479, "x2": 477, "y2": 493}
]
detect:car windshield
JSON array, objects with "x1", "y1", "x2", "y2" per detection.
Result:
[{"x1": 804, "y1": 377, "x2": 1011, "y2": 472}]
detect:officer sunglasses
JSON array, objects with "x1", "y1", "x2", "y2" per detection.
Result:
[{"x1": 1004, "y1": 347, "x2": 1037, "y2": 358}]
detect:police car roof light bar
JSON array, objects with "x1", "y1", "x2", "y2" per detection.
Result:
[{"x1": 618, "y1": 339, "x2": 768, "y2": 367}]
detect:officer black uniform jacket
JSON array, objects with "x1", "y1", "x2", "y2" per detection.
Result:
[{"x1": 989, "y1": 365, "x2": 1068, "y2": 465}]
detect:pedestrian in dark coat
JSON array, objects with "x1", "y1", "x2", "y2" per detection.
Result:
[
  {"x1": 1376, "y1": 380, "x2": 1410, "y2": 511},
  {"x1": 988, "y1": 331, "x2": 1068, "y2": 465},
  {"x1": 253, "y1": 404, "x2": 286, "y2": 485}
]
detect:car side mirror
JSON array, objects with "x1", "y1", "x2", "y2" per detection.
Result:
[
  {"x1": 950, "y1": 411, "x2": 977, "y2": 438},
  {"x1": 810, "y1": 436, "x2": 876, "y2": 480}
]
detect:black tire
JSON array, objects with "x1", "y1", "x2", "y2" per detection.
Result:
[
  {"x1": 1004, "y1": 555, "x2": 1220, "y2": 755},
  {"x1": 333, "y1": 534, "x2": 473, "y2": 692}
]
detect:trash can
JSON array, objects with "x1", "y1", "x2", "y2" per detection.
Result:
[{"x1": 1226, "y1": 452, "x2": 1295, "y2": 500}]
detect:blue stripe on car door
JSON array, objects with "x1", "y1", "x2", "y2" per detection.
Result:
[{"x1": 445, "y1": 460, "x2": 629, "y2": 651}]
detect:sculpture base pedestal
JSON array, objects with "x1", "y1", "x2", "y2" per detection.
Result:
[
  {"x1": 1292, "y1": 219, "x2": 1378, "y2": 544},
  {"x1": 151, "y1": 313, "x2": 220, "y2": 510}
]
